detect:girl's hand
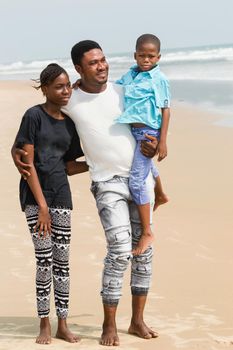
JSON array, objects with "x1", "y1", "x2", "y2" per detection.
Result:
[{"x1": 35, "y1": 206, "x2": 52, "y2": 238}]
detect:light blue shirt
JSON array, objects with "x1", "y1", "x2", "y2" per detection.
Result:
[{"x1": 115, "y1": 64, "x2": 170, "y2": 130}]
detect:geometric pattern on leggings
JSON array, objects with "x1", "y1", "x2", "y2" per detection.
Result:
[{"x1": 25, "y1": 205, "x2": 71, "y2": 319}]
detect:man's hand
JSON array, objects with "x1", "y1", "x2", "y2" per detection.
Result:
[
  {"x1": 156, "y1": 141, "x2": 167, "y2": 162},
  {"x1": 140, "y1": 134, "x2": 158, "y2": 158},
  {"x1": 11, "y1": 146, "x2": 32, "y2": 179},
  {"x1": 72, "y1": 79, "x2": 81, "y2": 90}
]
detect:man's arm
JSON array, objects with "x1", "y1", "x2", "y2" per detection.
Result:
[
  {"x1": 11, "y1": 142, "x2": 32, "y2": 179},
  {"x1": 66, "y1": 160, "x2": 89, "y2": 176}
]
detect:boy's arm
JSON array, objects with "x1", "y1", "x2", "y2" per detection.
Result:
[
  {"x1": 157, "y1": 108, "x2": 170, "y2": 162},
  {"x1": 66, "y1": 160, "x2": 89, "y2": 176},
  {"x1": 22, "y1": 144, "x2": 51, "y2": 236}
]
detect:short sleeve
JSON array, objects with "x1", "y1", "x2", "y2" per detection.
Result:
[
  {"x1": 15, "y1": 110, "x2": 38, "y2": 147},
  {"x1": 64, "y1": 127, "x2": 84, "y2": 162},
  {"x1": 154, "y1": 77, "x2": 171, "y2": 108}
]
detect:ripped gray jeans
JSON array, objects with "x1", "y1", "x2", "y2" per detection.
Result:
[{"x1": 91, "y1": 175, "x2": 154, "y2": 306}]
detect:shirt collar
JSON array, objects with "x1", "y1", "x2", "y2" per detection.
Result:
[{"x1": 130, "y1": 64, "x2": 160, "y2": 78}]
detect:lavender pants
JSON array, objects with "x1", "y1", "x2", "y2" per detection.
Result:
[{"x1": 129, "y1": 126, "x2": 160, "y2": 205}]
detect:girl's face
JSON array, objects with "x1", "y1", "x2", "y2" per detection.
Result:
[
  {"x1": 42, "y1": 73, "x2": 72, "y2": 106},
  {"x1": 134, "y1": 42, "x2": 161, "y2": 72}
]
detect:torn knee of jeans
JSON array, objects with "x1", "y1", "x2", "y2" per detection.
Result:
[
  {"x1": 110, "y1": 253, "x2": 131, "y2": 268},
  {"x1": 105, "y1": 253, "x2": 131, "y2": 272},
  {"x1": 103, "y1": 277, "x2": 121, "y2": 289},
  {"x1": 135, "y1": 264, "x2": 148, "y2": 272},
  {"x1": 116, "y1": 253, "x2": 132, "y2": 264},
  {"x1": 133, "y1": 265, "x2": 152, "y2": 277},
  {"x1": 134, "y1": 254, "x2": 149, "y2": 263},
  {"x1": 133, "y1": 255, "x2": 152, "y2": 270}
]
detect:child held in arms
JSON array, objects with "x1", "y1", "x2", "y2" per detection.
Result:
[{"x1": 116, "y1": 34, "x2": 170, "y2": 255}]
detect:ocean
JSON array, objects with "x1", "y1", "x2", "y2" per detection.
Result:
[{"x1": 1, "y1": 43, "x2": 233, "y2": 126}]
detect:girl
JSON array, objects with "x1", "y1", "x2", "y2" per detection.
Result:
[{"x1": 14, "y1": 63, "x2": 88, "y2": 344}]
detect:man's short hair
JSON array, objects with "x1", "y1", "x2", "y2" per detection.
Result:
[
  {"x1": 71, "y1": 40, "x2": 102, "y2": 66},
  {"x1": 136, "y1": 34, "x2": 161, "y2": 53}
]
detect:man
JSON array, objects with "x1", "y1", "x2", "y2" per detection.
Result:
[{"x1": 12, "y1": 40, "x2": 158, "y2": 346}]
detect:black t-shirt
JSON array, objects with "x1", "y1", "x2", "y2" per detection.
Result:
[{"x1": 16, "y1": 105, "x2": 84, "y2": 211}]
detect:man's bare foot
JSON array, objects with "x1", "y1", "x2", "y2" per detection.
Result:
[
  {"x1": 56, "y1": 319, "x2": 80, "y2": 343},
  {"x1": 36, "y1": 318, "x2": 52, "y2": 344},
  {"x1": 153, "y1": 192, "x2": 169, "y2": 211},
  {"x1": 128, "y1": 320, "x2": 158, "y2": 339},
  {"x1": 132, "y1": 229, "x2": 154, "y2": 256},
  {"x1": 100, "y1": 323, "x2": 119, "y2": 346}
]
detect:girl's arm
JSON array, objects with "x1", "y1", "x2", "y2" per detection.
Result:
[
  {"x1": 22, "y1": 144, "x2": 51, "y2": 237},
  {"x1": 157, "y1": 107, "x2": 170, "y2": 162},
  {"x1": 66, "y1": 160, "x2": 89, "y2": 176}
]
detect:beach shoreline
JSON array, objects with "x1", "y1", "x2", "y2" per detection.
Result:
[{"x1": 0, "y1": 80, "x2": 233, "y2": 350}]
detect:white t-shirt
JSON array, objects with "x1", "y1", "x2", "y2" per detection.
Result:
[{"x1": 63, "y1": 82, "x2": 136, "y2": 182}]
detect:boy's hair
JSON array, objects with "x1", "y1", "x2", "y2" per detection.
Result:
[
  {"x1": 34, "y1": 63, "x2": 68, "y2": 89},
  {"x1": 136, "y1": 34, "x2": 161, "y2": 53},
  {"x1": 71, "y1": 40, "x2": 102, "y2": 66}
]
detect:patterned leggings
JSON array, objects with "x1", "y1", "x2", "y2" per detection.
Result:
[{"x1": 25, "y1": 205, "x2": 71, "y2": 319}]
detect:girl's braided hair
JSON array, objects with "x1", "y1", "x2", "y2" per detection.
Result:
[{"x1": 33, "y1": 63, "x2": 68, "y2": 89}]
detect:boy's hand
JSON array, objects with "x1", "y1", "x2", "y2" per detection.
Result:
[
  {"x1": 156, "y1": 141, "x2": 167, "y2": 162},
  {"x1": 140, "y1": 134, "x2": 158, "y2": 158},
  {"x1": 72, "y1": 79, "x2": 81, "y2": 90},
  {"x1": 11, "y1": 146, "x2": 32, "y2": 179}
]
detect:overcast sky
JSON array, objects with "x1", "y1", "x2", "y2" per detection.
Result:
[{"x1": 0, "y1": 0, "x2": 232, "y2": 63}]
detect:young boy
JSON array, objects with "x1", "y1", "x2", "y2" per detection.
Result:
[{"x1": 116, "y1": 34, "x2": 170, "y2": 255}]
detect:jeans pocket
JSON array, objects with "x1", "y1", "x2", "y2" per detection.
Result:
[{"x1": 107, "y1": 229, "x2": 131, "y2": 246}]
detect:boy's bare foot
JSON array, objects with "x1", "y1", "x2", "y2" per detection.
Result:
[
  {"x1": 128, "y1": 320, "x2": 158, "y2": 339},
  {"x1": 36, "y1": 318, "x2": 51, "y2": 344},
  {"x1": 56, "y1": 319, "x2": 80, "y2": 343},
  {"x1": 100, "y1": 323, "x2": 119, "y2": 346},
  {"x1": 153, "y1": 192, "x2": 169, "y2": 211},
  {"x1": 132, "y1": 229, "x2": 154, "y2": 256}
]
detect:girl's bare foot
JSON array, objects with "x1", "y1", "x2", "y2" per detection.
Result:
[
  {"x1": 56, "y1": 318, "x2": 80, "y2": 343},
  {"x1": 132, "y1": 229, "x2": 154, "y2": 256},
  {"x1": 153, "y1": 192, "x2": 169, "y2": 211},
  {"x1": 36, "y1": 317, "x2": 51, "y2": 345}
]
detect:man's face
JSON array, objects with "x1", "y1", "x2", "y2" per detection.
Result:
[{"x1": 76, "y1": 49, "x2": 109, "y2": 87}]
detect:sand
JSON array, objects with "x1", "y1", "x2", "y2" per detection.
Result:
[{"x1": 0, "y1": 80, "x2": 233, "y2": 349}]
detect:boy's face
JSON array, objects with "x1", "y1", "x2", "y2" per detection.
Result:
[{"x1": 134, "y1": 42, "x2": 161, "y2": 72}]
